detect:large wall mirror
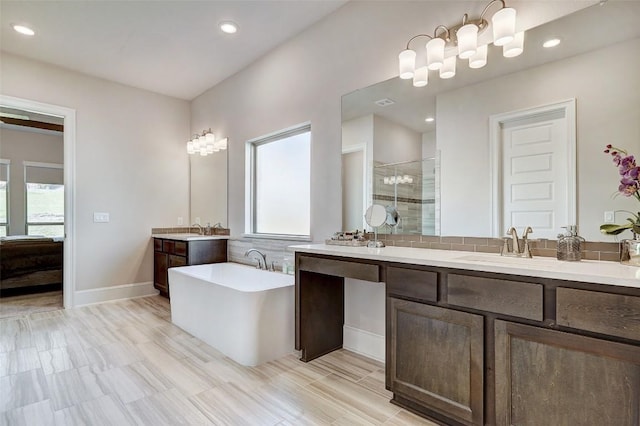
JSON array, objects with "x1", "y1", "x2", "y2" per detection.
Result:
[
  {"x1": 190, "y1": 150, "x2": 227, "y2": 228},
  {"x1": 342, "y1": 2, "x2": 640, "y2": 242}
]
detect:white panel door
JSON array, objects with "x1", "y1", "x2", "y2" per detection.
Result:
[{"x1": 501, "y1": 110, "x2": 568, "y2": 239}]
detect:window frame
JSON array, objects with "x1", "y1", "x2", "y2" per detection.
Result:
[
  {"x1": 244, "y1": 122, "x2": 312, "y2": 240},
  {"x1": 24, "y1": 161, "x2": 64, "y2": 237},
  {"x1": 0, "y1": 159, "x2": 10, "y2": 236}
]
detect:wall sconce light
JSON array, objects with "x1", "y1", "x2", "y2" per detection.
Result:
[
  {"x1": 398, "y1": 0, "x2": 522, "y2": 86},
  {"x1": 186, "y1": 129, "x2": 228, "y2": 156}
]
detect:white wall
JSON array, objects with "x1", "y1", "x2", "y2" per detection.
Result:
[
  {"x1": 373, "y1": 114, "x2": 422, "y2": 164},
  {"x1": 438, "y1": 37, "x2": 640, "y2": 241},
  {"x1": 1, "y1": 53, "x2": 190, "y2": 295},
  {"x1": 0, "y1": 127, "x2": 64, "y2": 234}
]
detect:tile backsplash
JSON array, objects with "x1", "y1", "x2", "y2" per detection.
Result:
[
  {"x1": 151, "y1": 226, "x2": 230, "y2": 236},
  {"x1": 371, "y1": 233, "x2": 621, "y2": 262}
]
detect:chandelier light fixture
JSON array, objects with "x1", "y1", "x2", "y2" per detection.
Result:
[
  {"x1": 398, "y1": 0, "x2": 523, "y2": 87},
  {"x1": 186, "y1": 129, "x2": 228, "y2": 156}
]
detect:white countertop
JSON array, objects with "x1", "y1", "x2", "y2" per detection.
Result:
[
  {"x1": 152, "y1": 234, "x2": 230, "y2": 241},
  {"x1": 290, "y1": 244, "x2": 640, "y2": 290}
]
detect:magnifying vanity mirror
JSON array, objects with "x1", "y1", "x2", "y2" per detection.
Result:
[
  {"x1": 342, "y1": 1, "x2": 640, "y2": 242},
  {"x1": 364, "y1": 203, "x2": 387, "y2": 247}
]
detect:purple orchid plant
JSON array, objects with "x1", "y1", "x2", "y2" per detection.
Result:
[{"x1": 600, "y1": 145, "x2": 640, "y2": 236}]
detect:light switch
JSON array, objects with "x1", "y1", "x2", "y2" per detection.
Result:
[
  {"x1": 93, "y1": 212, "x2": 110, "y2": 223},
  {"x1": 177, "y1": 216, "x2": 184, "y2": 225}
]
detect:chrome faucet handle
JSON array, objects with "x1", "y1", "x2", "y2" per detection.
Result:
[{"x1": 500, "y1": 238, "x2": 510, "y2": 256}]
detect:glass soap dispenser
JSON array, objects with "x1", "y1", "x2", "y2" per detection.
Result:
[{"x1": 556, "y1": 225, "x2": 585, "y2": 261}]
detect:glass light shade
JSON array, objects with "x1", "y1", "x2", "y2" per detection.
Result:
[
  {"x1": 398, "y1": 49, "x2": 416, "y2": 79},
  {"x1": 439, "y1": 56, "x2": 456, "y2": 79},
  {"x1": 192, "y1": 137, "x2": 201, "y2": 150},
  {"x1": 469, "y1": 44, "x2": 488, "y2": 69},
  {"x1": 492, "y1": 7, "x2": 516, "y2": 46},
  {"x1": 187, "y1": 141, "x2": 195, "y2": 154},
  {"x1": 503, "y1": 32, "x2": 524, "y2": 58},
  {"x1": 205, "y1": 132, "x2": 215, "y2": 143},
  {"x1": 457, "y1": 24, "x2": 478, "y2": 59},
  {"x1": 218, "y1": 137, "x2": 228, "y2": 150},
  {"x1": 206, "y1": 143, "x2": 215, "y2": 154},
  {"x1": 199, "y1": 146, "x2": 208, "y2": 156},
  {"x1": 426, "y1": 37, "x2": 445, "y2": 70},
  {"x1": 413, "y1": 66, "x2": 428, "y2": 87}
]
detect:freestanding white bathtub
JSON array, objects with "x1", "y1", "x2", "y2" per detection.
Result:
[{"x1": 168, "y1": 262, "x2": 295, "y2": 366}]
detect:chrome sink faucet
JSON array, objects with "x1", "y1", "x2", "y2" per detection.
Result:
[
  {"x1": 191, "y1": 223, "x2": 203, "y2": 235},
  {"x1": 245, "y1": 249, "x2": 267, "y2": 270},
  {"x1": 508, "y1": 226, "x2": 520, "y2": 254},
  {"x1": 502, "y1": 226, "x2": 534, "y2": 258}
]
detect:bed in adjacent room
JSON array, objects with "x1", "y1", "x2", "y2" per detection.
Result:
[{"x1": 0, "y1": 236, "x2": 63, "y2": 296}]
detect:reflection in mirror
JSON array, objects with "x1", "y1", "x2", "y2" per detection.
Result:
[
  {"x1": 342, "y1": 1, "x2": 640, "y2": 241},
  {"x1": 373, "y1": 158, "x2": 437, "y2": 235},
  {"x1": 189, "y1": 151, "x2": 227, "y2": 229}
]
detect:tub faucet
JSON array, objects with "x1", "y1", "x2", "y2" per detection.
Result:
[{"x1": 245, "y1": 249, "x2": 267, "y2": 270}]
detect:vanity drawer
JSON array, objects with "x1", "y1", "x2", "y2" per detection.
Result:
[
  {"x1": 162, "y1": 240, "x2": 174, "y2": 253},
  {"x1": 298, "y1": 255, "x2": 379, "y2": 282},
  {"x1": 556, "y1": 288, "x2": 640, "y2": 342},
  {"x1": 386, "y1": 266, "x2": 437, "y2": 302},
  {"x1": 448, "y1": 274, "x2": 543, "y2": 321},
  {"x1": 173, "y1": 241, "x2": 187, "y2": 256}
]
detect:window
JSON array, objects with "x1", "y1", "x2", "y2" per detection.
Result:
[
  {"x1": 246, "y1": 123, "x2": 311, "y2": 237},
  {"x1": 25, "y1": 162, "x2": 64, "y2": 237},
  {"x1": 0, "y1": 161, "x2": 8, "y2": 237}
]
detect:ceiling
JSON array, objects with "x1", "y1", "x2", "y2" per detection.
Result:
[{"x1": 0, "y1": 0, "x2": 347, "y2": 100}]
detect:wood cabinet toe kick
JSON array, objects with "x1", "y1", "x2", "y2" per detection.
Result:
[{"x1": 294, "y1": 252, "x2": 640, "y2": 426}]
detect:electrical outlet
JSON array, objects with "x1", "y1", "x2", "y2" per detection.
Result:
[
  {"x1": 177, "y1": 216, "x2": 183, "y2": 225},
  {"x1": 604, "y1": 211, "x2": 615, "y2": 223},
  {"x1": 195, "y1": 217, "x2": 201, "y2": 225},
  {"x1": 93, "y1": 212, "x2": 110, "y2": 223}
]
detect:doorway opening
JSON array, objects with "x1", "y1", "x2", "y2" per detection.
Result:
[{"x1": 0, "y1": 95, "x2": 76, "y2": 315}]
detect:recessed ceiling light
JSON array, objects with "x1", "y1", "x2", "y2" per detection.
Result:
[
  {"x1": 425, "y1": 117, "x2": 435, "y2": 123},
  {"x1": 219, "y1": 21, "x2": 238, "y2": 34},
  {"x1": 13, "y1": 24, "x2": 35, "y2": 36},
  {"x1": 543, "y1": 38, "x2": 561, "y2": 48}
]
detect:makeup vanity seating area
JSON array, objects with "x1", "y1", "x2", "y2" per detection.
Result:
[{"x1": 292, "y1": 244, "x2": 640, "y2": 426}]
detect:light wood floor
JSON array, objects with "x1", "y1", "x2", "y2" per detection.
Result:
[
  {"x1": 0, "y1": 291, "x2": 63, "y2": 320},
  {"x1": 0, "y1": 295, "x2": 436, "y2": 425}
]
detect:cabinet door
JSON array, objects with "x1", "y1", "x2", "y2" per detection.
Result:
[
  {"x1": 388, "y1": 298, "x2": 484, "y2": 425},
  {"x1": 153, "y1": 252, "x2": 168, "y2": 294},
  {"x1": 495, "y1": 320, "x2": 640, "y2": 426}
]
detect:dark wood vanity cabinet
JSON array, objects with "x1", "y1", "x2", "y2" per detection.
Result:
[
  {"x1": 153, "y1": 238, "x2": 227, "y2": 297},
  {"x1": 388, "y1": 298, "x2": 484, "y2": 426},
  {"x1": 295, "y1": 252, "x2": 640, "y2": 426},
  {"x1": 494, "y1": 320, "x2": 640, "y2": 426}
]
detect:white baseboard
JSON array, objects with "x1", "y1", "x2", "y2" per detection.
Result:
[
  {"x1": 343, "y1": 325, "x2": 385, "y2": 363},
  {"x1": 74, "y1": 281, "x2": 158, "y2": 307}
]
